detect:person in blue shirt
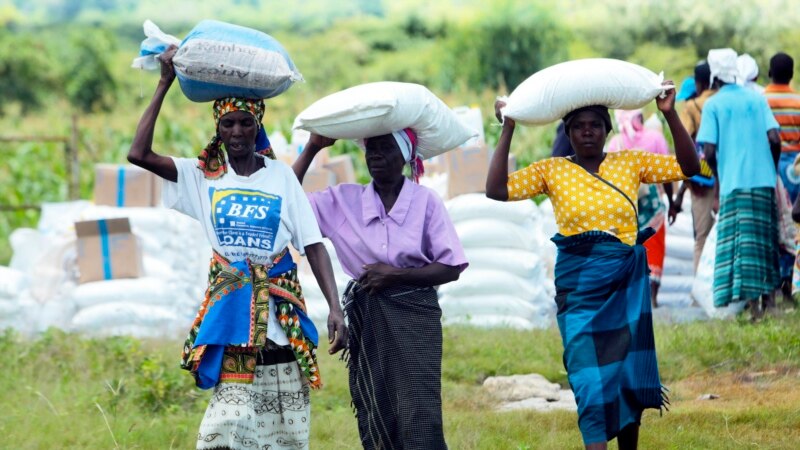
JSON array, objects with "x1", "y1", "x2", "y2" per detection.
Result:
[{"x1": 696, "y1": 48, "x2": 782, "y2": 319}]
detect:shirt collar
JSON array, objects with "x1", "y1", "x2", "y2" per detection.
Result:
[
  {"x1": 361, "y1": 178, "x2": 414, "y2": 226},
  {"x1": 764, "y1": 83, "x2": 796, "y2": 93}
]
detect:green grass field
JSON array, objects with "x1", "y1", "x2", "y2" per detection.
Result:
[{"x1": 1, "y1": 310, "x2": 799, "y2": 449}]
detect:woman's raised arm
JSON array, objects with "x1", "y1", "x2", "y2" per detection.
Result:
[
  {"x1": 657, "y1": 81, "x2": 700, "y2": 177},
  {"x1": 486, "y1": 100, "x2": 514, "y2": 201},
  {"x1": 292, "y1": 134, "x2": 335, "y2": 183},
  {"x1": 128, "y1": 45, "x2": 178, "y2": 182}
]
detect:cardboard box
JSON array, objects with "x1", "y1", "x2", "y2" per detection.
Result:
[
  {"x1": 94, "y1": 164, "x2": 161, "y2": 207},
  {"x1": 302, "y1": 168, "x2": 336, "y2": 193},
  {"x1": 75, "y1": 218, "x2": 142, "y2": 284},
  {"x1": 323, "y1": 154, "x2": 356, "y2": 184},
  {"x1": 445, "y1": 143, "x2": 491, "y2": 198}
]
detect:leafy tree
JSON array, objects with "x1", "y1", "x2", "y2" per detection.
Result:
[
  {"x1": 0, "y1": 31, "x2": 56, "y2": 114},
  {"x1": 441, "y1": 2, "x2": 568, "y2": 91},
  {"x1": 60, "y1": 29, "x2": 118, "y2": 113}
]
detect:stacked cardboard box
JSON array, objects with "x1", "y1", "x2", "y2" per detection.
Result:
[
  {"x1": 75, "y1": 218, "x2": 142, "y2": 284},
  {"x1": 93, "y1": 164, "x2": 162, "y2": 207}
]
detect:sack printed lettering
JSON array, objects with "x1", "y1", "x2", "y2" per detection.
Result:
[{"x1": 209, "y1": 187, "x2": 282, "y2": 252}]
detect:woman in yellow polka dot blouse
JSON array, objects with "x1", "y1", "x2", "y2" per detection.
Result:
[{"x1": 486, "y1": 83, "x2": 699, "y2": 450}]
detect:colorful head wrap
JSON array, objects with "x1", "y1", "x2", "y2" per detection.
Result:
[
  {"x1": 198, "y1": 97, "x2": 275, "y2": 179},
  {"x1": 364, "y1": 128, "x2": 424, "y2": 183}
]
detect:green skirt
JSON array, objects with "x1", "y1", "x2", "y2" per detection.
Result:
[{"x1": 713, "y1": 187, "x2": 781, "y2": 306}]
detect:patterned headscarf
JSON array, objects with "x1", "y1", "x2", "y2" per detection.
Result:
[{"x1": 198, "y1": 97, "x2": 275, "y2": 179}]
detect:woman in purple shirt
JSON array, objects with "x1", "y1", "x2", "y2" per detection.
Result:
[{"x1": 293, "y1": 130, "x2": 468, "y2": 450}]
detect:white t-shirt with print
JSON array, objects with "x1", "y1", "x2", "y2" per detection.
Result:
[{"x1": 163, "y1": 155, "x2": 323, "y2": 345}]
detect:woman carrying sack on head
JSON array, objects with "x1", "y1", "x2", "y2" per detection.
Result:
[
  {"x1": 128, "y1": 45, "x2": 347, "y2": 450},
  {"x1": 292, "y1": 130, "x2": 468, "y2": 450},
  {"x1": 486, "y1": 83, "x2": 699, "y2": 449}
]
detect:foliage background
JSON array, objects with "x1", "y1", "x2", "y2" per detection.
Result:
[{"x1": 1, "y1": 0, "x2": 800, "y2": 262}]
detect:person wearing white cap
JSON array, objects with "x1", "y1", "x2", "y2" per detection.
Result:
[
  {"x1": 737, "y1": 53, "x2": 765, "y2": 93},
  {"x1": 696, "y1": 48, "x2": 783, "y2": 319}
]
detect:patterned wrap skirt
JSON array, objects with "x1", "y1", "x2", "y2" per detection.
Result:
[
  {"x1": 343, "y1": 281, "x2": 448, "y2": 450},
  {"x1": 552, "y1": 231, "x2": 667, "y2": 445},
  {"x1": 197, "y1": 345, "x2": 310, "y2": 450},
  {"x1": 713, "y1": 187, "x2": 781, "y2": 306}
]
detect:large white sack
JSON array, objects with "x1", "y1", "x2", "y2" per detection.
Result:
[
  {"x1": 463, "y1": 248, "x2": 544, "y2": 280},
  {"x1": 659, "y1": 275, "x2": 694, "y2": 294},
  {"x1": 70, "y1": 277, "x2": 178, "y2": 309},
  {"x1": 443, "y1": 314, "x2": 538, "y2": 330},
  {"x1": 72, "y1": 302, "x2": 180, "y2": 331},
  {"x1": 665, "y1": 234, "x2": 695, "y2": 261},
  {"x1": 9, "y1": 228, "x2": 44, "y2": 272},
  {"x1": 292, "y1": 82, "x2": 477, "y2": 158},
  {"x1": 438, "y1": 268, "x2": 542, "y2": 300},
  {"x1": 0, "y1": 266, "x2": 27, "y2": 299},
  {"x1": 691, "y1": 224, "x2": 746, "y2": 319},
  {"x1": 455, "y1": 219, "x2": 539, "y2": 251},
  {"x1": 501, "y1": 59, "x2": 668, "y2": 126},
  {"x1": 34, "y1": 297, "x2": 79, "y2": 333},
  {"x1": 663, "y1": 256, "x2": 695, "y2": 277},
  {"x1": 37, "y1": 201, "x2": 92, "y2": 236},
  {"x1": 446, "y1": 193, "x2": 539, "y2": 225},
  {"x1": 133, "y1": 20, "x2": 303, "y2": 102},
  {"x1": 439, "y1": 295, "x2": 552, "y2": 319}
]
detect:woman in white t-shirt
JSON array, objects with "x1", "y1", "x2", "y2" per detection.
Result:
[{"x1": 128, "y1": 45, "x2": 346, "y2": 450}]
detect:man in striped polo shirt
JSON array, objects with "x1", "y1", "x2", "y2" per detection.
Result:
[{"x1": 764, "y1": 52, "x2": 800, "y2": 202}]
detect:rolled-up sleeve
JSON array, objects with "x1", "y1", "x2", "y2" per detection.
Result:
[{"x1": 423, "y1": 193, "x2": 468, "y2": 272}]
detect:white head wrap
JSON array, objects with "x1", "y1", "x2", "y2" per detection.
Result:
[
  {"x1": 391, "y1": 130, "x2": 414, "y2": 162},
  {"x1": 708, "y1": 48, "x2": 739, "y2": 85},
  {"x1": 737, "y1": 53, "x2": 759, "y2": 85}
]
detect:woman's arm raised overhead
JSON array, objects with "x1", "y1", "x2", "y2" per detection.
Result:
[
  {"x1": 128, "y1": 45, "x2": 178, "y2": 182},
  {"x1": 292, "y1": 134, "x2": 335, "y2": 183},
  {"x1": 657, "y1": 81, "x2": 700, "y2": 177},
  {"x1": 486, "y1": 99, "x2": 514, "y2": 201}
]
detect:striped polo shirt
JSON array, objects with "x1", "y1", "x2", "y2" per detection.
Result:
[{"x1": 764, "y1": 83, "x2": 800, "y2": 152}]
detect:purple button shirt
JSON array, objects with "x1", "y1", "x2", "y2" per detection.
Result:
[{"x1": 307, "y1": 178, "x2": 468, "y2": 280}]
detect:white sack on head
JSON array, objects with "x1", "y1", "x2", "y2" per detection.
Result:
[
  {"x1": 501, "y1": 58, "x2": 669, "y2": 126},
  {"x1": 292, "y1": 82, "x2": 477, "y2": 159}
]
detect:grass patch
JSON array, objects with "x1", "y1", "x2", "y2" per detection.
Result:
[{"x1": 2, "y1": 310, "x2": 799, "y2": 449}]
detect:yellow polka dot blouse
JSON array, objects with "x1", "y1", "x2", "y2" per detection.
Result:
[{"x1": 507, "y1": 150, "x2": 688, "y2": 246}]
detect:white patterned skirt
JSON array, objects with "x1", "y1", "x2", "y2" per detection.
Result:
[{"x1": 197, "y1": 348, "x2": 310, "y2": 450}]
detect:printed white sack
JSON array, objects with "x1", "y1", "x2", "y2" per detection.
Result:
[
  {"x1": 292, "y1": 82, "x2": 477, "y2": 158},
  {"x1": 501, "y1": 59, "x2": 670, "y2": 126},
  {"x1": 133, "y1": 20, "x2": 302, "y2": 102},
  {"x1": 691, "y1": 224, "x2": 746, "y2": 319}
]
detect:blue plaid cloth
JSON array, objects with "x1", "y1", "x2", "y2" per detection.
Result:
[{"x1": 552, "y1": 230, "x2": 667, "y2": 445}]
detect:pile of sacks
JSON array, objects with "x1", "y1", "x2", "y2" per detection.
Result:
[
  {"x1": 437, "y1": 194, "x2": 557, "y2": 329},
  {"x1": 659, "y1": 197, "x2": 698, "y2": 308},
  {"x1": 2, "y1": 201, "x2": 211, "y2": 338}
]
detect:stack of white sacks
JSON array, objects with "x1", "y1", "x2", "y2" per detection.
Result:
[
  {"x1": 658, "y1": 196, "x2": 697, "y2": 308},
  {"x1": 437, "y1": 194, "x2": 557, "y2": 329},
  {"x1": 2, "y1": 201, "x2": 211, "y2": 338}
]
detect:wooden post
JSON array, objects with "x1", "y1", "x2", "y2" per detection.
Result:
[{"x1": 68, "y1": 114, "x2": 80, "y2": 200}]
